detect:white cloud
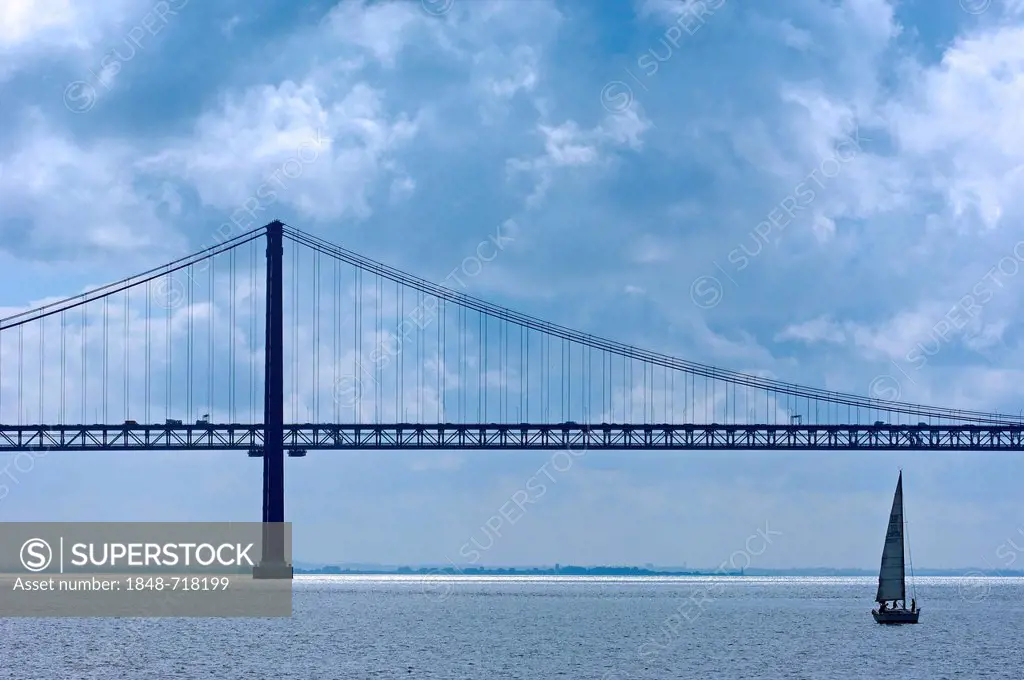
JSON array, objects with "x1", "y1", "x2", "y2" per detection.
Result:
[
  {"x1": 148, "y1": 79, "x2": 419, "y2": 222},
  {"x1": 220, "y1": 15, "x2": 242, "y2": 37},
  {"x1": 507, "y1": 107, "x2": 652, "y2": 206},
  {"x1": 0, "y1": 114, "x2": 182, "y2": 256},
  {"x1": 761, "y1": 16, "x2": 1024, "y2": 384},
  {"x1": 775, "y1": 316, "x2": 848, "y2": 345},
  {"x1": 631, "y1": 235, "x2": 674, "y2": 263},
  {"x1": 320, "y1": 0, "x2": 430, "y2": 68},
  {"x1": 635, "y1": 0, "x2": 712, "y2": 23},
  {"x1": 389, "y1": 175, "x2": 416, "y2": 204},
  {"x1": 886, "y1": 25, "x2": 1024, "y2": 231},
  {"x1": 0, "y1": 0, "x2": 151, "y2": 80},
  {"x1": 480, "y1": 45, "x2": 539, "y2": 100},
  {"x1": 0, "y1": 0, "x2": 79, "y2": 48}
]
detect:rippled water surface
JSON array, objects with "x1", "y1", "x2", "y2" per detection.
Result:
[{"x1": 2, "y1": 575, "x2": 1022, "y2": 679}]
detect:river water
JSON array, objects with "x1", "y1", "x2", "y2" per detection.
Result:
[{"x1": 1, "y1": 575, "x2": 1021, "y2": 679}]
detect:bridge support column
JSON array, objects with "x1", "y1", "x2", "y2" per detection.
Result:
[{"x1": 254, "y1": 219, "x2": 292, "y2": 580}]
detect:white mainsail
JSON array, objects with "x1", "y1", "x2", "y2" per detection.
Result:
[{"x1": 876, "y1": 472, "x2": 906, "y2": 603}]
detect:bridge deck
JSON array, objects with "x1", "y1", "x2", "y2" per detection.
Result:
[{"x1": 1, "y1": 423, "x2": 1022, "y2": 451}]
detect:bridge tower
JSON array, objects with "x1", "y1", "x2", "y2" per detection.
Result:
[{"x1": 253, "y1": 219, "x2": 292, "y2": 579}]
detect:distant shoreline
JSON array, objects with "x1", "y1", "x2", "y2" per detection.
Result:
[
  {"x1": 295, "y1": 566, "x2": 742, "y2": 576},
  {"x1": 293, "y1": 565, "x2": 1024, "y2": 577}
]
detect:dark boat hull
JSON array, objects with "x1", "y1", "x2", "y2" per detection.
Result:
[{"x1": 872, "y1": 607, "x2": 920, "y2": 624}]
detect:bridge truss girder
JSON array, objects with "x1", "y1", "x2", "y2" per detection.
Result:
[{"x1": 1, "y1": 422, "x2": 1022, "y2": 451}]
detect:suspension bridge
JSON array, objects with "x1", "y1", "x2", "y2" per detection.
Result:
[{"x1": 1, "y1": 220, "x2": 1022, "y2": 574}]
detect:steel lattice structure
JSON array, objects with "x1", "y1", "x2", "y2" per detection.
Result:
[{"x1": 2, "y1": 422, "x2": 1024, "y2": 451}]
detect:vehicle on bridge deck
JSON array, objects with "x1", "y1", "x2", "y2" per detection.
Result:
[{"x1": 871, "y1": 471, "x2": 921, "y2": 624}]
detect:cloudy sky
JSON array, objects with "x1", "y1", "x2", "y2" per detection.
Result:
[{"x1": 2, "y1": 0, "x2": 1024, "y2": 570}]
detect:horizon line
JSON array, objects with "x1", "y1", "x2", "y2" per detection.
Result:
[{"x1": 293, "y1": 562, "x2": 1022, "y2": 573}]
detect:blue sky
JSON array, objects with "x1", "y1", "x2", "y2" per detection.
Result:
[{"x1": 2, "y1": 0, "x2": 1024, "y2": 570}]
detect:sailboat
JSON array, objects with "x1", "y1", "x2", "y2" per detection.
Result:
[{"x1": 871, "y1": 471, "x2": 920, "y2": 624}]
